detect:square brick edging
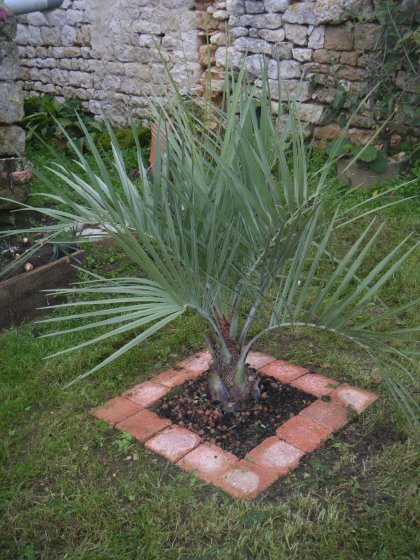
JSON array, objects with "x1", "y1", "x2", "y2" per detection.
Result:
[{"x1": 90, "y1": 350, "x2": 378, "y2": 500}]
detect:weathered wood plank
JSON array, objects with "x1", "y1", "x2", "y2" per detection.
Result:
[{"x1": 0, "y1": 250, "x2": 86, "y2": 329}]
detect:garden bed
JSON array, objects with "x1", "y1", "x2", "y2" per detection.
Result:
[
  {"x1": 92, "y1": 351, "x2": 378, "y2": 500},
  {"x1": 1, "y1": 144, "x2": 417, "y2": 557},
  {"x1": 153, "y1": 375, "x2": 316, "y2": 458},
  {"x1": 0, "y1": 210, "x2": 85, "y2": 329},
  {"x1": 0, "y1": 248, "x2": 85, "y2": 329},
  {"x1": 0, "y1": 212, "x2": 117, "y2": 328},
  {"x1": 0, "y1": 237, "x2": 80, "y2": 280}
]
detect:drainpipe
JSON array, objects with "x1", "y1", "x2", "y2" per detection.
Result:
[{"x1": 4, "y1": 0, "x2": 64, "y2": 15}]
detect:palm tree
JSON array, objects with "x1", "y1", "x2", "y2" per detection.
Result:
[{"x1": 3, "y1": 67, "x2": 418, "y2": 422}]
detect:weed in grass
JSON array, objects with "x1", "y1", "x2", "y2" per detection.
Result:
[{"x1": 112, "y1": 432, "x2": 134, "y2": 456}]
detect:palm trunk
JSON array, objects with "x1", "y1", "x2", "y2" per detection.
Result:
[
  {"x1": 195, "y1": 307, "x2": 261, "y2": 412},
  {"x1": 207, "y1": 340, "x2": 260, "y2": 412}
]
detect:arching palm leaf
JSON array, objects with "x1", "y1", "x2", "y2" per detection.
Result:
[{"x1": 2, "y1": 65, "x2": 417, "y2": 423}]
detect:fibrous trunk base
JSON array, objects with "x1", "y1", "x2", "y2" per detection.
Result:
[{"x1": 208, "y1": 360, "x2": 260, "y2": 412}]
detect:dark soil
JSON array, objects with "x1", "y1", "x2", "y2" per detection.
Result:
[
  {"x1": 0, "y1": 211, "x2": 78, "y2": 280},
  {"x1": 0, "y1": 239, "x2": 80, "y2": 280},
  {"x1": 153, "y1": 374, "x2": 316, "y2": 458}
]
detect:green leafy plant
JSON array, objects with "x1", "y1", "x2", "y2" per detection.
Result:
[
  {"x1": 367, "y1": 0, "x2": 420, "y2": 135},
  {"x1": 321, "y1": 1, "x2": 419, "y2": 162},
  {"x1": 23, "y1": 94, "x2": 104, "y2": 151},
  {"x1": 159, "y1": 345, "x2": 171, "y2": 363},
  {"x1": 326, "y1": 139, "x2": 389, "y2": 173},
  {"x1": 112, "y1": 432, "x2": 133, "y2": 455},
  {"x1": 4, "y1": 66, "x2": 418, "y2": 424}
]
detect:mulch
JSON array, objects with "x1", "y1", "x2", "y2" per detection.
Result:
[{"x1": 153, "y1": 374, "x2": 316, "y2": 458}]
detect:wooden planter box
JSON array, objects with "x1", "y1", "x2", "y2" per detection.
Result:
[{"x1": 0, "y1": 249, "x2": 85, "y2": 330}]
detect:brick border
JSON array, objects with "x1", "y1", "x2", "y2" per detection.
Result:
[{"x1": 91, "y1": 351, "x2": 378, "y2": 500}]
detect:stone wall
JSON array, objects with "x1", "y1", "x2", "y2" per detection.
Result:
[
  {"x1": 0, "y1": 2, "x2": 24, "y2": 156},
  {"x1": 14, "y1": 0, "x2": 418, "y2": 141},
  {"x1": 16, "y1": 0, "x2": 206, "y2": 126},
  {"x1": 0, "y1": 2, "x2": 30, "y2": 212},
  {"x1": 201, "y1": 0, "x2": 387, "y2": 143}
]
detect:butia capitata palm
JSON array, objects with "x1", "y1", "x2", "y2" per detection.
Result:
[{"x1": 3, "y1": 67, "x2": 418, "y2": 424}]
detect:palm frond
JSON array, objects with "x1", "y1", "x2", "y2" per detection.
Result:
[{"x1": 5, "y1": 60, "x2": 417, "y2": 424}]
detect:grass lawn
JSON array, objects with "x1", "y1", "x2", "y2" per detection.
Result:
[{"x1": 0, "y1": 146, "x2": 419, "y2": 559}]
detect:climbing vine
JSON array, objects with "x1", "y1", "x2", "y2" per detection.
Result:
[
  {"x1": 321, "y1": 0, "x2": 419, "y2": 159},
  {"x1": 366, "y1": 0, "x2": 419, "y2": 149}
]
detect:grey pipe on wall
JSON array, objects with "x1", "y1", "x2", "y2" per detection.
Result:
[{"x1": 4, "y1": 0, "x2": 64, "y2": 16}]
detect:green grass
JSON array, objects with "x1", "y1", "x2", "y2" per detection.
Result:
[{"x1": 0, "y1": 147, "x2": 419, "y2": 559}]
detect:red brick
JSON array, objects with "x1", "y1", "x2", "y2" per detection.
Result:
[
  {"x1": 213, "y1": 459, "x2": 279, "y2": 500},
  {"x1": 245, "y1": 436, "x2": 304, "y2": 475},
  {"x1": 246, "y1": 351, "x2": 276, "y2": 370},
  {"x1": 115, "y1": 409, "x2": 171, "y2": 443},
  {"x1": 90, "y1": 397, "x2": 142, "y2": 426},
  {"x1": 152, "y1": 368, "x2": 197, "y2": 387},
  {"x1": 276, "y1": 415, "x2": 330, "y2": 452},
  {"x1": 177, "y1": 350, "x2": 212, "y2": 374},
  {"x1": 122, "y1": 381, "x2": 170, "y2": 408},
  {"x1": 290, "y1": 373, "x2": 338, "y2": 397},
  {"x1": 330, "y1": 384, "x2": 378, "y2": 414},
  {"x1": 178, "y1": 443, "x2": 238, "y2": 481},
  {"x1": 145, "y1": 425, "x2": 201, "y2": 462},
  {"x1": 300, "y1": 399, "x2": 349, "y2": 432},
  {"x1": 259, "y1": 360, "x2": 308, "y2": 383}
]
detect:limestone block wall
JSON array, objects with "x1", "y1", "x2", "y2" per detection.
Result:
[
  {"x1": 0, "y1": 2, "x2": 24, "y2": 156},
  {"x1": 201, "y1": 0, "x2": 387, "y2": 143},
  {"x1": 16, "y1": 0, "x2": 206, "y2": 125},
  {"x1": 15, "y1": 0, "x2": 418, "y2": 140}
]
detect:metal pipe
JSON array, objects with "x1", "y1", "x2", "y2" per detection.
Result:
[{"x1": 4, "y1": 0, "x2": 64, "y2": 16}]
